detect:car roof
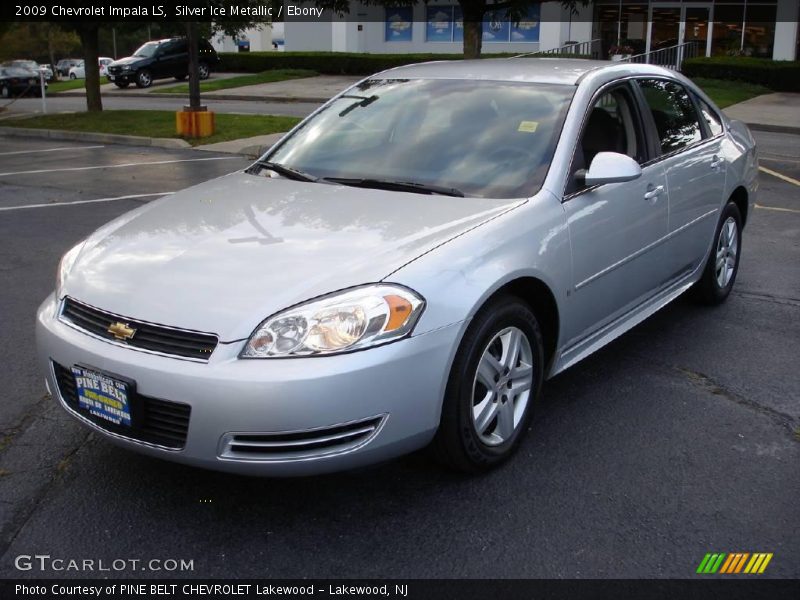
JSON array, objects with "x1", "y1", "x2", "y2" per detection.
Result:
[{"x1": 379, "y1": 58, "x2": 677, "y2": 86}]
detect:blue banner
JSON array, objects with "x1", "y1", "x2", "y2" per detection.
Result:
[
  {"x1": 426, "y1": 6, "x2": 454, "y2": 42},
  {"x1": 385, "y1": 7, "x2": 413, "y2": 42}
]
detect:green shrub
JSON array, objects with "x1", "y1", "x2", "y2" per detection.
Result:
[
  {"x1": 682, "y1": 56, "x2": 800, "y2": 92},
  {"x1": 218, "y1": 51, "x2": 590, "y2": 76}
]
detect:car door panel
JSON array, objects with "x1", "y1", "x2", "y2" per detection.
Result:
[{"x1": 563, "y1": 163, "x2": 669, "y2": 344}]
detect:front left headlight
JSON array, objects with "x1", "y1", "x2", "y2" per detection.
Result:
[{"x1": 241, "y1": 284, "x2": 425, "y2": 358}]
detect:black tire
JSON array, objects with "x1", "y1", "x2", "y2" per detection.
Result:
[
  {"x1": 692, "y1": 201, "x2": 743, "y2": 305},
  {"x1": 432, "y1": 296, "x2": 544, "y2": 473},
  {"x1": 114, "y1": 82, "x2": 130, "y2": 89},
  {"x1": 134, "y1": 69, "x2": 152, "y2": 88},
  {"x1": 198, "y1": 62, "x2": 210, "y2": 80},
  {"x1": 69, "y1": 73, "x2": 76, "y2": 80}
]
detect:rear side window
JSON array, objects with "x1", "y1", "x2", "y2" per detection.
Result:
[
  {"x1": 636, "y1": 79, "x2": 702, "y2": 154},
  {"x1": 696, "y1": 97, "x2": 723, "y2": 137}
]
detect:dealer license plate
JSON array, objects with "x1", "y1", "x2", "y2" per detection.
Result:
[{"x1": 71, "y1": 366, "x2": 132, "y2": 427}]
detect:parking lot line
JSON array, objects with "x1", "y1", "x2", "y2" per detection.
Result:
[
  {"x1": 755, "y1": 203, "x2": 800, "y2": 214},
  {"x1": 759, "y1": 166, "x2": 800, "y2": 187},
  {"x1": 0, "y1": 156, "x2": 239, "y2": 178},
  {"x1": 0, "y1": 145, "x2": 105, "y2": 156},
  {"x1": 0, "y1": 192, "x2": 174, "y2": 212}
]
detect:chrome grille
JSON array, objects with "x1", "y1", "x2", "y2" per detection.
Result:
[{"x1": 60, "y1": 297, "x2": 218, "y2": 361}]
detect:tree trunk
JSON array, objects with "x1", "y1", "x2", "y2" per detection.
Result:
[
  {"x1": 461, "y1": 2, "x2": 484, "y2": 59},
  {"x1": 186, "y1": 22, "x2": 202, "y2": 111},
  {"x1": 47, "y1": 29, "x2": 57, "y2": 81},
  {"x1": 78, "y1": 25, "x2": 102, "y2": 112}
]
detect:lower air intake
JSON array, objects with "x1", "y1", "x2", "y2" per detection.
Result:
[{"x1": 219, "y1": 415, "x2": 386, "y2": 461}]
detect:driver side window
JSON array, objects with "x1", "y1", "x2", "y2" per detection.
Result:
[{"x1": 567, "y1": 85, "x2": 644, "y2": 195}]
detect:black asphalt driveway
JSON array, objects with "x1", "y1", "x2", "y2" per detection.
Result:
[{"x1": 0, "y1": 132, "x2": 797, "y2": 579}]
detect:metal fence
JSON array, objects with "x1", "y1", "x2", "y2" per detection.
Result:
[{"x1": 622, "y1": 40, "x2": 704, "y2": 71}]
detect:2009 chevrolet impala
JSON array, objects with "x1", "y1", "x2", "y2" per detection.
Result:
[{"x1": 36, "y1": 59, "x2": 758, "y2": 475}]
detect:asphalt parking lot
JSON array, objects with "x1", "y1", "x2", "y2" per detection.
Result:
[{"x1": 0, "y1": 132, "x2": 798, "y2": 579}]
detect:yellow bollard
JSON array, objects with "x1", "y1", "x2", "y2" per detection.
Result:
[{"x1": 176, "y1": 108, "x2": 215, "y2": 138}]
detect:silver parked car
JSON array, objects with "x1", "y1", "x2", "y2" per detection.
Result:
[{"x1": 37, "y1": 59, "x2": 758, "y2": 475}]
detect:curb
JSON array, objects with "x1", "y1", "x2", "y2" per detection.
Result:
[
  {"x1": 55, "y1": 90, "x2": 330, "y2": 104},
  {"x1": 743, "y1": 122, "x2": 800, "y2": 136},
  {"x1": 0, "y1": 127, "x2": 191, "y2": 149}
]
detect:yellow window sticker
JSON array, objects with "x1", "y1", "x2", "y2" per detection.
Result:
[{"x1": 518, "y1": 120, "x2": 539, "y2": 133}]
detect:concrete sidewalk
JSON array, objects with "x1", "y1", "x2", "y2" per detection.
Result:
[
  {"x1": 723, "y1": 92, "x2": 800, "y2": 135},
  {"x1": 57, "y1": 74, "x2": 360, "y2": 104}
]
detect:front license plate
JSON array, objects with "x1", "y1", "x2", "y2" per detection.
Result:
[{"x1": 71, "y1": 366, "x2": 132, "y2": 427}]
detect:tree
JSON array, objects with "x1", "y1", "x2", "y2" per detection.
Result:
[{"x1": 317, "y1": 0, "x2": 588, "y2": 59}]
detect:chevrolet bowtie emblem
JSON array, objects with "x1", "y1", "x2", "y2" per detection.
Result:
[{"x1": 107, "y1": 321, "x2": 136, "y2": 341}]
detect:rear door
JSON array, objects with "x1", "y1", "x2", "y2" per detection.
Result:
[
  {"x1": 634, "y1": 78, "x2": 726, "y2": 277},
  {"x1": 562, "y1": 81, "x2": 670, "y2": 345}
]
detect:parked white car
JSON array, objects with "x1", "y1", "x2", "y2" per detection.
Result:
[{"x1": 68, "y1": 57, "x2": 113, "y2": 79}]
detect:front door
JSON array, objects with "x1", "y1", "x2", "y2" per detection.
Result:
[
  {"x1": 647, "y1": 3, "x2": 712, "y2": 60},
  {"x1": 561, "y1": 83, "x2": 670, "y2": 347}
]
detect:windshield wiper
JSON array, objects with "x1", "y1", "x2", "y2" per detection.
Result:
[
  {"x1": 248, "y1": 160, "x2": 318, "y2": 182},
  {"x1": 337, "y1": 94, "x2": 379, "y2": 117},
  {"x1": 323, "y1": 177, "x2": 464, "y2": 197}
]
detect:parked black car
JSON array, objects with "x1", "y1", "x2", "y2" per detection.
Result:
[
  {"x1": 55, "y1": 58, "x2": 81, "y2": 77},
  {"x1": 0, "y1": 66, "x2": 47, "y2": 98},
  {"x1": 107, "y1": 38, "x2": 219, "y2": 89}
]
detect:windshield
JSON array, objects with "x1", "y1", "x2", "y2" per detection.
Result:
[
  {"x1": 265, "y1": 78, "x2": 574, "y2": 198},
  {"x1": 4, "y1": 67, "x2": 34, "y2": 76},
  {"x1": 133, "y1": 42, "x2": 159, "y2": 58}
]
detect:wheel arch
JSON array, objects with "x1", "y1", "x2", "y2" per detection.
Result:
[
  {"x1": 479, "y1": 276, "x2": 560, "y2": 376},
  {"x1": 729, "y1": 185, "x2": 749, "y2": 228}
]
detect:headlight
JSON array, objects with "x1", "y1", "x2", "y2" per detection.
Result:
[
  {"x1": 241, "y1": 284, "x2": 425, "y2": 358},
  {"x1": 122, "y1": 65, "x2": 131, "y2": 71},
  {"x1": 56, "y1": 242, "x2": 84, "y2": 299}
]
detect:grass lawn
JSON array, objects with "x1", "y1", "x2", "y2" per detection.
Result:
[
  {"x1": 2, "y1": 110, "x2": 301, "y2": 146},
  {"x1": 692, "y1": 77, "x2": 770, "y2": 108},
  {"x1": 155, "y1": 69, "x2": 318, "y2": 94},
  {"x1": 47, "y1": 77, "x2": 109, "y2": 93}
]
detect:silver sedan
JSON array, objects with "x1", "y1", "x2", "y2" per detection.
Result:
[{"x1": 36, "y1": 59, "x2": 758, "y2": 475}]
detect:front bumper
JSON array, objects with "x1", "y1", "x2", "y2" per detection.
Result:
[
  {"x1": 107, "y1": 73, "x2": 134, "y2": 83},
  {"x1": 36, "y1": 294, "x2": 461, "y2": 476}
]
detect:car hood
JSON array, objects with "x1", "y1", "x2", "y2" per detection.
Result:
[
  {"x1": 109, "y1": 56, "x2": 144, "y2": 67},
  {"x1": 63, "y1": 171, "x2": 522, "y2": 341}
]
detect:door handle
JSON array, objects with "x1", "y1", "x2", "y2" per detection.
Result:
[
  {"x1": 644, "y1": 185, "x2": 664, "y2": 201},
  {"x1": 710, "y1": 155, "x2": 722, "y2": 169}
]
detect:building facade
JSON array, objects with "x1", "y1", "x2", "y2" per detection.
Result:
[{"x1": 214, "y1": 1, "x2": 798, "y2": 61}]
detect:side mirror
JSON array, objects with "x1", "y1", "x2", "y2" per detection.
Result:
[{"x1": 583, "y1": 152, "x2": 642, "y2": 187}]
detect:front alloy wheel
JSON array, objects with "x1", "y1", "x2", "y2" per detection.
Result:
[
  {"x1": 471, "y1": 327, "x2": 533, "y2": 446},
  {"x1": 135, "y1": 69, "x2": 152, "y2": 88},
  {"x1": 198, "y1": 62, "x2": 210, "y2": 80},
  {"x1": 433, "y1": 296, "x2": 544, "y2": 473}
]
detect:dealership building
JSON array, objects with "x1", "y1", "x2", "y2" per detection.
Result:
[{"x1": 214, "y1": 0, "x2": 798, "y2": 61}]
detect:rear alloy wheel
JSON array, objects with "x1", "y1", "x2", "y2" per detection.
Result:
[
  {"x1": 433, "y1": 296, "x2": 544, "y2": 473},
  {"x1": 135, "y1": 69, "x2": 152, "y2": 88},
  {"x1": 198, "y1": 62, "x2": 210, "y2": 80},
  {"x1": 693, "y1": 201, "x2": 742, "y2": 305}
]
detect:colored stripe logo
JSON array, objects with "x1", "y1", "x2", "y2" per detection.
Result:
[{"x1": 697, "y1": 552, "x2": 773, "y2": 574}]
